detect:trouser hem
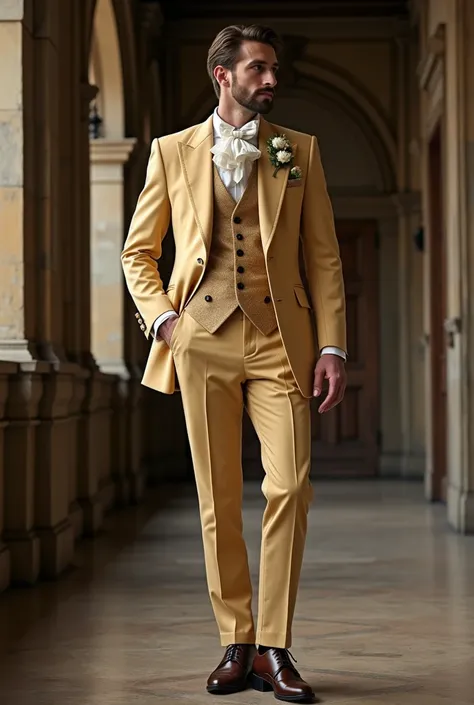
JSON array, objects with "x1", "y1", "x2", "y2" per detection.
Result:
[
  {"x1": 220, "y1": 631, "x2": 256, "y2": 646},
  {"x1": 256, "y1": 631, "x2": 292, "y2": 648}
]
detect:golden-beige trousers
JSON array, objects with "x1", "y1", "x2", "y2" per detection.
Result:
[{"x1": 169, "y1": 306, "x2": 313, "y2": 649}]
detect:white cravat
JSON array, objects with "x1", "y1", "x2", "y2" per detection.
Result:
[{"x1": 210, "y1": 116, "x2": 261, "y2": 188}]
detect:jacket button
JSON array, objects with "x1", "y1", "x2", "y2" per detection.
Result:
[
  {"x1": 134, "y1": 312, "x2": 140, "y2": 319},
  {"x1": 236, "y1": 249, "x2": 244, "y2": 257},
  {"x1": 236, "y1": 233, "x2": 243, "y2": 240},
  {"x1": 237, "y1": 282, "x2": 245, "y2": 290},
  {"x1": 264, "y1": 296, "x2": 271, "y2": 303},
  {"x1": 233, "y1": 216, "x2": 241, "y2": 224},
  {"x1": 197, "y1": 257, "x2": 204, "y2": 265},
  {"x1": 205, "y1": 295, "x2": 212, "y2": 302},
  {"x1": 140, "y1": 325, "x2": 146, "y2": 331},
  {"x1": 138, "y1": 318, "x2": 143, "y2": 324},
  {"x1": 237, "y1": 266, "x2": 244, "y2": 273}
]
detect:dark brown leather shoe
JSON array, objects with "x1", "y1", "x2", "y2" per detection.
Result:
[
  {"x1": 206, "y1": 644, "x2": 254, "y2": 694},
  {"x1": 248, "y1": 648, "x2": 316, "y2": 702}
]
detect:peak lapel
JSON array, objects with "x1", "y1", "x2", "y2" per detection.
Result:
[
  {"x1": 178, "y1": 115, "x2": 214, "y2": 253},
  {"x1": 258, "y1": 119, "x2": 297, "y2": 252}
]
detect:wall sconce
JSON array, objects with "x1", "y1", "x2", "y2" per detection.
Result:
[{"x1": 89, "y1": 100, "x2": 103, "y2": 140}]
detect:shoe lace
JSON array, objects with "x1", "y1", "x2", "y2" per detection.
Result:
[
  {"x1": 272, "y1": 649, "x2": 301, "y2": 679},
  {"x1": 224, "y1": 644, "x2": 245, "y2": 664}
]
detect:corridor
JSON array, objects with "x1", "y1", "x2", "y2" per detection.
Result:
[{"x1": 0, "y1": 481, "x2": 473, "y2": 704}]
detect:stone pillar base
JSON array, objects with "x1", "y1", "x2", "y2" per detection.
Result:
[
  {"x1": 5, "y1": 530, "x2": 40, "y2": 585},
  {"x1": 0, "y1": 542, "x2": 11, "y2": 593},
  {"x1": 448, "y1": 484, "x2": 474, "y2": 533},
  {"x1": 36, "y1": 518, "x2": 75, "y2": 579},
  {"x1": 69, "y1": 500, "x2": 84, "y2": 540},
  {"x1": 79, "y1": 494, "x2": 104, "y2": 536}
]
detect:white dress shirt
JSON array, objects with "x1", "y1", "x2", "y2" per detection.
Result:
[{"x1": 153, "y1": 109, "x2": 346, "y2": 361}]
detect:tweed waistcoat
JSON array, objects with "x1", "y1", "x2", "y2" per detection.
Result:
[{"x1": 185, "y1": 164, "x2": 277, "y2": 336}]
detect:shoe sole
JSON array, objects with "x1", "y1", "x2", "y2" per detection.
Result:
[
  {"x1": 248, "y1": 672, "x2": 317, "y2": 703},
  {"x1": 206, "y1": 682, "x2": 248, "y2": 695}
]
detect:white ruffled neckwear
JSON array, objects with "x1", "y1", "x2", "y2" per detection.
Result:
[{"x1": 210, "y1": 117, "x2": 261, "y2": 184}]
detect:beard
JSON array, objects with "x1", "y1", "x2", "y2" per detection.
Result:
[{"x1": 231, "y1": 76, "x2": 274, "y2": 114}]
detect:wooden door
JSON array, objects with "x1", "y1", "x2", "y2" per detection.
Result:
[
  {"x1": 428, "y1": 125, "x2": 447, "y2": 501},
  {"x1": 311, "y1": 219, "x2": 380, "y2": 477}
]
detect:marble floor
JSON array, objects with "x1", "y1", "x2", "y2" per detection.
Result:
[{"x1": 1, "y1": 480, "x2": 474, "y2": 704}]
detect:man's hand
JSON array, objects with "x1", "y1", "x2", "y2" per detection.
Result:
[
  {"x1": 159, "y1": 315, "x2": 179, "y2": 347},
  {"x1": 313, "y1": 354, "x2": 346, "y2": 413}
]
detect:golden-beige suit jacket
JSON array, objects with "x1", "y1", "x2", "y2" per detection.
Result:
[{"x1": 121, "y1": 115, "x2": 347, "y2": 398}]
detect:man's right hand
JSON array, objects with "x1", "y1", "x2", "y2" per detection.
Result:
[{"x1": 159, "y1": 315, "x2": 179, "y2": 347}]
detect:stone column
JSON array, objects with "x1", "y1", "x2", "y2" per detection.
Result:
[
  {"x1": 5, "y1": 366, "x2": 44, "y2": 584},
  {"x1": 90, "y1": 138, "x2": 136, "y2": 375},
  {"x1": 0, "y1": 362, "x2": 16, "y2": 592},
  {"x1": 0, "y1": 4, "x2": 39, "y2": 364},
  {"x1": 0, "y1": 2, "x2": 49, "y2": 584}
]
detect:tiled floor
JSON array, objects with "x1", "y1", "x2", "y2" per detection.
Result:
[{"x1": 1, "y1": 480, "x2": 474, "y2": 704}]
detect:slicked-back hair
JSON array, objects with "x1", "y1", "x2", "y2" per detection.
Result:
[{"x1": 207, "y1": 24, "x2": 282, "y2": 98}]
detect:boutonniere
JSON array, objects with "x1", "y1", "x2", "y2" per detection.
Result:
[
  {"x1": 289, "y1": 166, "x2": 302, "y2": 181},
  {"x1": 267, "y1": 134, "x2": 295, "y2": 178}
]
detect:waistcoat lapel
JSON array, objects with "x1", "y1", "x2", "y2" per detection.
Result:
[
  {"x1": 178, "y1": 115, "x2": 214, "y2": 253},
  {"x1": 258, "y1": 118, "x2": 297, "y2": 252}
]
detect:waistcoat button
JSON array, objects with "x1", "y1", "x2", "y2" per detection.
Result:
[
  {"x1": 236, "y1": 233, "x2": 243, "y2": 240},
  {"x1": 237, "y1": 282, "x2": 245, "y2": 290},
  {"x1": 237, "y1": 266, "x2": 244, "y2": 273},
  {"x1": 236, "y1": 249, "x2": 244, "y2": 257},
  {"x1": 205, "y1": 295, "x2": 212, "y2": 302},
  {"x1": 264, "y1": 296, "x2": 271, "y2": 303},
  {"x1": 197, "y1": 258, "x2": 204, "y2": 265},
  {"x1": 233, "y1": 216, "x2": 241, "y2": 224}
]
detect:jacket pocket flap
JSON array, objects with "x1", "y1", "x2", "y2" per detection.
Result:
[{"x1": 294, "y1": 285, "x2": 311, "y2": 308}]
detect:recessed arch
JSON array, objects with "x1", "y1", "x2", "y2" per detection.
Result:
[{"x1": 293, "y1": 56, "x2": 397, "y2": 190}]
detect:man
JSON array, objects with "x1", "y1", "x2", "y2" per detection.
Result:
[{"x1": 122, "y1": 24, "x2": 347, "y2": 703}]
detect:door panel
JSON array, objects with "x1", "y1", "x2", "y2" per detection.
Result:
[{"x1": 311, "y1": 219, "x2": 380, "y2": 477}]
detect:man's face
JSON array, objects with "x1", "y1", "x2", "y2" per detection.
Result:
[{"x1": 230, "y1": 41, "x2": 279, "y2": 114}]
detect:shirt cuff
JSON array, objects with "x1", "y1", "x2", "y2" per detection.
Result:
[
  {"x1": 320, "y1": 346, "x2": 346, "y2": 361},
  {"x1": 152, "y1": 310, "x2": 179, "y2": 339}
]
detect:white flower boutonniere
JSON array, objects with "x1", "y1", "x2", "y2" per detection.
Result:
[
  {"x1": 267, "y1": 133, "x2": 294, "y2": 177},
  {"x1": 289, "y1": 166, "x2": 302, "y2": 181}
]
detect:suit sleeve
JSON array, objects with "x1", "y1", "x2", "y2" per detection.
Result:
[
  {"x1": 300, "y1": 136, "x2": 347, "y2": 355},
  {"x1": 121, "y1": 139, "x2": 175, "y2": 339}
]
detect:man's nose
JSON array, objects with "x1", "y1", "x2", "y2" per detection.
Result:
[{"x1": 265, "y1": 71, "x2": 277, "y2": 88}]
